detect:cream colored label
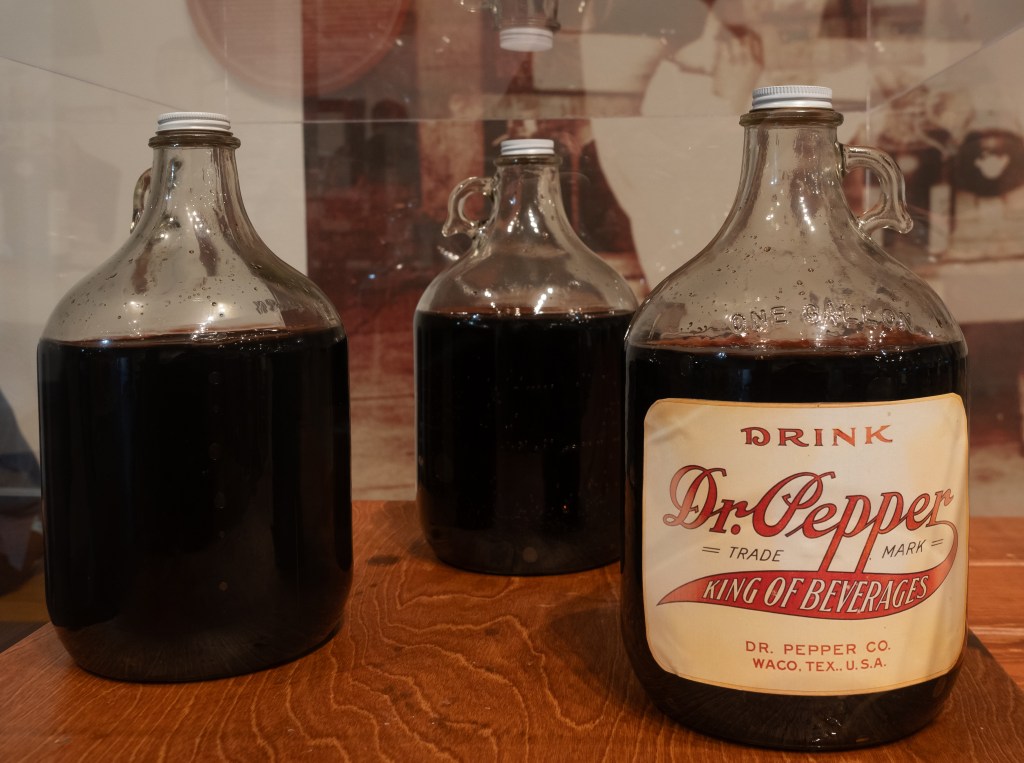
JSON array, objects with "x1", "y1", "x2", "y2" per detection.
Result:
[{"x1": 642, "y1": 395, "x2": 968, "y2": 695}]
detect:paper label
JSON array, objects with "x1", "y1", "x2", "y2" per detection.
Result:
[{"x1": 641, "y1": 395, "x2": 968, "y2": 695}]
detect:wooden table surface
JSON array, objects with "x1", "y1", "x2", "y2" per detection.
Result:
[{"x1": 0, "y1": 503, "x2": 1021, "y2": 762}]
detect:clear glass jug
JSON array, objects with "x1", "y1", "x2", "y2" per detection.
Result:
[
  {"x1": 415, "y1": 138, "x2": 637, "y2": 575},
  {"x1": 623, "y1": 86, "x2": 968, "y2": 748},
  {"x1": 37, "y1": 112, "x2": 352, "y2": 682}
]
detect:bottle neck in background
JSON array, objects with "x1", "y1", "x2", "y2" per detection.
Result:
[{"x1": 488, "y1": 158, "x2": 573, "y2": 248}]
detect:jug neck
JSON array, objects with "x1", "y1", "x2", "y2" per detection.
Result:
[
  {"x1": 726, "y1": 108, "x2": 852, "y2": 239},
  {"x1": 137, "y1": 131, "x2": 252, "y2": 239},
  {"x1": 488, "y1": 156, "x2": 574, "y2": 248}
]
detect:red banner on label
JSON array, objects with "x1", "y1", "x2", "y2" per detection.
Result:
[{"x1": 658, "y1": 534, "x2": 957, "y2": 620}]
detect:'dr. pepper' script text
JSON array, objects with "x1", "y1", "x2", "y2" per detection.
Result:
[{"x1": 664, "y1": 466, "x2": 955, "y2": 574}]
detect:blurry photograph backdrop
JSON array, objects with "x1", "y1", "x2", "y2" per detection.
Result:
[{"x1": 3, "y1": 0, "x2": 1024, "y2": 597}]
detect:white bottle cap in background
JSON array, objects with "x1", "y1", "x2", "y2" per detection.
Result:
[
  {"x1": 500, "y1": 139, "x2": 556, "y2": 157},
  {"x1": 499, "y1": 27, "x2": 554, "y2": 52},
  {"x1": 156, "y1": 112, "x2": 232, "y2": 132},
  {"x1": 751, "y1": 86, "x2": 833, "y2": 111}
]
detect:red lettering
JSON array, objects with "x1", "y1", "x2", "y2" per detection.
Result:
[
  {"x1": 738, "y1": 425, "x2": 896, "y2": 446},
  {"x1": 929, "y1": 490, "x2": 954, "y2": 526},
  {"x1": 741, "y1": 427, "x2": 770, "y2": 446},
  {"x1": 752, "y1": 473, "x2": 833, "y2": 536},
  {"x1": 865, "y1": 425, "x2": 892, "y2": 444},
  {"x1": 665, "y1": 466, "x2": 724, "y2": 527},
  {"x1": 779, "y1": 428, "x2": 808, "y2": 446},
  {"x1": 814, "y1": 494, "x2": 873, "y2": 571},
  {"x1": 833, "y1": 428, "x2": 856, "y2": 446},
  {"x1": 710, "y1": 499, "x2": 750, "y2": 533},
  {"x1": 905, "y1": 493, "x2": 932, "y2": 530},
  {"x1": 663, "y1": 465, "x2": 956, "y2": 574}
]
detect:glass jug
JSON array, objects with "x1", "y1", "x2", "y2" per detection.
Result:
[
  {"x1": 415, "y1": 138, "x2": 637, "y2": 575},
  {"x1": 37, "y1": 112, "x2": 352, "y2": 682},
  {"x1": 623, "y1": 86, "x2": 968, "y2": 748}
]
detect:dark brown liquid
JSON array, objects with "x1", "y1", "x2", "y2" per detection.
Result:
[
  {"x1": 38, "y1": 327, "x2": 352, "y2": 682},
  {"x1": 624, "y1": 336, "x2": 967, "y2": 749},
  {"x1": 416, "y1": 309, "x2": 632, "y2": 575}
]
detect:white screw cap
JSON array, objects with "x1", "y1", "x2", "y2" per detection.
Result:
[
  {"x1": 501, "y1": 139, "x2": 555, "y2": 157},
  {"x1": 157, "y1": 112, "x2": 232, "y2": 132},
  {"x1": 499, "y1": 26, "x2": 554, "y2": 52},
  {"x1": 751, "y1": 86, "x2": 832, "y2": 110}
]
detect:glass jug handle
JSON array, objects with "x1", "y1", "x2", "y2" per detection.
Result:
[
  {"x1": 841, "y1": 144, "x2": 913, "y2": 236},
  {"x1": 442, "y1": 176, "x2": 495, "y2": 238},
  {"x1": 130, "y1": 168, "x2": 152, "y2": 233}
]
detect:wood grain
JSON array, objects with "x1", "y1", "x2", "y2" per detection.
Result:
[
  {"x1": 968, "y1": 517, "x2": 1024, "y2": 692},
  {"x1": 0, "y1": 504, "x2": 1021, "y2": 762}
]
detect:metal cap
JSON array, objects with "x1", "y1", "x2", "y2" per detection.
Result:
[
  {"x1": 500, "y1": 139, "x2": 555, "y2": 157},
  {"x1": 751, "y1": 85, "x2": 833, "y2": 111},
  {"x1": 156, "y1": 112, "x2": 232, "y2": 132}
]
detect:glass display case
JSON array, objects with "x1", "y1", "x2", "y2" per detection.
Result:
[{"x1": 3, "y1": 2, "x2": 1024, "y2": 626}]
